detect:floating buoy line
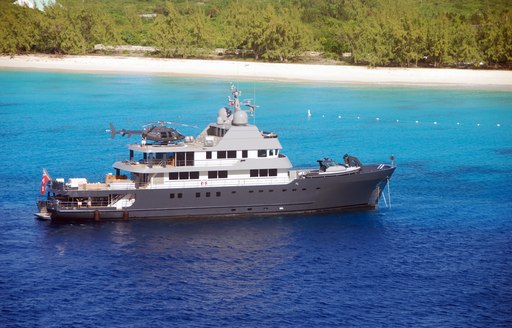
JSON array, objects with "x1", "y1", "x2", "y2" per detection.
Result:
[{"x1": 306, "y1": 110, "x2": 507, "y2": 128}]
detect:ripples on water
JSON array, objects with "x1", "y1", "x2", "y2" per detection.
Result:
[{"x1": 1, "y1": 71, "x2": 511, "y2": 327}]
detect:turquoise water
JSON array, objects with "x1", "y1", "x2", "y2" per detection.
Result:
[{"x1": 1, "y1": 70, "x2": 511, "y2": 326}]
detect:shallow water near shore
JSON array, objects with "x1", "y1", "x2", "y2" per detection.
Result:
[{"x1": 1, "y1": 70, "x2": 511, "y2": 327}]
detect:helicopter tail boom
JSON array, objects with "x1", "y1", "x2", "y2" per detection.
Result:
[{"x1": 107, "y1": 123, "x2": 142, "y2": 138}]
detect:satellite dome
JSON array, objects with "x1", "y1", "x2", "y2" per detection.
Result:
[
  {"x1": 232, "y1": 110, "x2": 248, "y2": 126},
  {"x1": 217, "y1": 107, "x2": 228, "y2": 124}
]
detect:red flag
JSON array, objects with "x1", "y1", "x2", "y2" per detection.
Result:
[{"x1": 40, "y1": 169, "x2": 50, "y2": 195}]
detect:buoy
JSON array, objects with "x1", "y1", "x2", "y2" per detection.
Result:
[
  {"x1": 396, "y1": 119, "x2": 399, "y2": 123},
  {"x1": 433, "y1": 121, "x2": 438, "y2": 125},
  {"x1": 338, "y1": 115, "x2": 341, "y2": 119},
  {"x1": 497, "y1": 123, "x2": 500, "y2": 127},
  {"x1": 376, "y1": 117, "x2": 380, "y2": 121},
  {"x1": 307, "y1": 109, "x2": 311, "y2": 117},
  {"x1": 415, "y1": 120, "x2": 419, "y2": 124},
  {"x1": 357, "y1": 116, "x2": 360, "y2": 119},
  {"x1": 477, "y1": 123, "x2": 480, "y2": 127}
]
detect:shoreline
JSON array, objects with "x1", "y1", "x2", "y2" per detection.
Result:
[{"x1": 1, "y1": 54, "x2": 511, "y2": 89}]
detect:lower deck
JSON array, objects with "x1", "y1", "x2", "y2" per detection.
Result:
[{"x1": 44, "y1": 165, "x2": 395, "y2": 222}]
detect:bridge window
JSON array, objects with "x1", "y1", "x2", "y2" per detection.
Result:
[
  {"x1": 242, "y1": 150, "x2": 248, "y2": 158},
  {"x1": 258, "y1": 150, "x2": 267, "y2": 157},
  {"x1": 176, "y1": 152, "x2": 194, "y2": 166},
  {"x1": 227, "y1": 151, "x2": 236, "y2": 158},
  {"x1": 217, "y1": 151, "x2": 227, "y2": 159}
]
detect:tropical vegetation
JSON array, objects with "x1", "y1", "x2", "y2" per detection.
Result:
[{"x1": 0, "y1": 0, "x2": 511, "y2": 68}]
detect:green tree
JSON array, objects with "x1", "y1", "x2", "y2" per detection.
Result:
[
  {"x1": 449, "y1": 15, "x2": 481, "y2": 66},
  {"x1": 220, "y1": 3, "x2": 312, "y2": 61},
  {"x1": 150, "y1": 3, "x2": 212, "y2": 58},
  {"x1": 77, "y1": 4, "x2": 120, "y2": 47},
  {"x1": 0, "y1": 3, "x2": 41, "y2": 54},
  {"x1": 36, "y1": 5, "x2": 87, "y2": 54},
  {"x1": 425, "y1": 14, "x2": 453, "y2": 67},
  {"x1": 151, "y1": 3, "x2": 190, "y2": 57},
  {"x1": 478, "y1": 10, "x2": 512, "y2": 66}
]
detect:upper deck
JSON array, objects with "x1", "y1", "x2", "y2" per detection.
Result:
[{"x1": 127, "y1": 124, "x2": 282, "y2": 153}]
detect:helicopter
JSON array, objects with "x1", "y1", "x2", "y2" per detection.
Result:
[{"x1": 107, "y1": 121, "x2": 196, "y2": 144}]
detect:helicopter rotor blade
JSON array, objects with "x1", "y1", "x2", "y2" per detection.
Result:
[
  {"x1": 143, "y1": 121, "x2": 199, "y2": 129},
  {"x1": 162, "y1": 121, "x2": 199, "y2": 129}
]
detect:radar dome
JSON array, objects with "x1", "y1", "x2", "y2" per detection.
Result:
[
  {"x1": 217, "y1": 107, "x2": 228, "y2": 124},
  {"x1": 232, "y1": 110, "x2": 248, "y2": 126}
]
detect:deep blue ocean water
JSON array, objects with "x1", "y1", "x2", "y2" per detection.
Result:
[{"x1": 1, "y1": 70, "x2": 511, "y2": 327}]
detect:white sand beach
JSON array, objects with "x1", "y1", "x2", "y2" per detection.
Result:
[{"x1": 1, "y1": 54, "x2": 511, "y2": 89}]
